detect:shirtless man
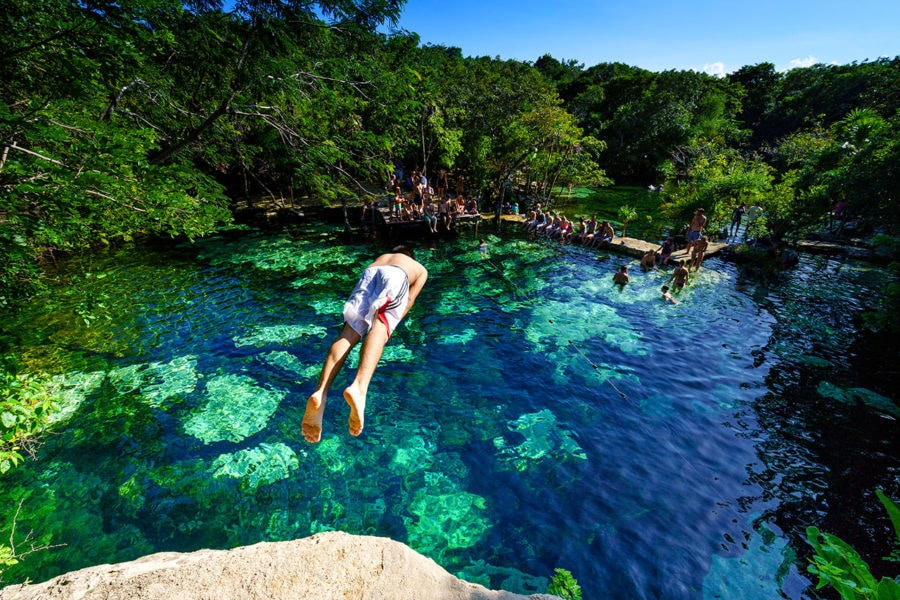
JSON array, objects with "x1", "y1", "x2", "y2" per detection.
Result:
[
  {"x1": 685, "y1": 208, "x2": 707, "y2": 255},
  {"x1": 690, "y1": 235, "x2": 709, "y2": 271},
  {"x1": 667, "y1": 260, "x2": 690, "y2": 290},
  {"x1": 613, "y1": 264, "x2": 630, "y2": 285},
  {"x1": 302, "y1": 247, "x2": 428, "y2": 443}
]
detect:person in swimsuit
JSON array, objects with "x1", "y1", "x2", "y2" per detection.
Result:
[
  {"x1": 690, "y1": 235, "x2": 709, "y2": 272},
  {"x1": 661, "y1": 285, "x2": 678, "y2": 304},
  {"x1": 685, "y1": 208, "x2": 707, "y2": 255},
  {"x1": 613, "y1": 264, "x2": 630, "y2": 285},
  {"x1": 302, "y1": 247, "x2": 428, "y2": 443},
  {"x1": 667, "y1": 260, "x2": 690, "y2": 290}
]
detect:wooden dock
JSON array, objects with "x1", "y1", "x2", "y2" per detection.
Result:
[{"x1": 372, "y1": 206, "x2": 484, "y2": 239}]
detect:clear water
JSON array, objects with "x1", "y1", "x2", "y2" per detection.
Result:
[{"x1": 1, "y1": 225, "x2": 897, "y2": 599}]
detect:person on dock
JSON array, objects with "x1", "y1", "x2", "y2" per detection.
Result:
[
  {"x1": 613, "y1": 264, "x2": 630, "y2": 285},
  {"x1": 424, "y1": 200, "x2": 439, "y2": 233},
  {"x1": 588, "y1": 221, "x2": 614, "y2": 247},
  {"x1": 658, "y1": 236, "x2": 676, "y2": 266},
  {"x1": 641, "y1": 249, "x2": 658, "y2": 271},
  {"x1": 302, "y1": 246, "x2": 428, "y2": 443},
  {"x1": 661, "y1": 285, "x2": 678, "y2": 304},
  {"x1": 685, "y1": 208, "x2": 707, "y2": 255},
  {"x1": 690, "y1": 235, "x2": 709, "y2": 271},
  {"x1": 667, "y1": 260, "x2": 690, "y2": 291},
  {"x1": 729, "y1": 203, "x2": 746, "y2": 239},
  {"x1": 438, "y1": 195, "x2": 452, "y2": 231}
]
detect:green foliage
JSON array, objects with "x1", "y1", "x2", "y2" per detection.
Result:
[
  {"x1": 806, "y1": 490, "x2": 900, "y2": 600},
  {"x1": 547, "y1": 568, "x2": 582, "y2": 600},
  {"x1": 661, "y1": 140, "x2": 774, "y2": 235},
  {"x1": 617, "y1": 204, "x2": 638, "y2": 238},
  {"x1": 1, "y1": 360, "x2": 59, "y2": 475},
  {"x1": 0, "y1": 544, "x2": 17, "y2": 568}
]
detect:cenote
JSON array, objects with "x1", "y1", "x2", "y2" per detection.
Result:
[{"x1": 1, "y1": 222, "x2": 897, "y2": 599}]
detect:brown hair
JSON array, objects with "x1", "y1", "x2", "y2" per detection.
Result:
[{"x1": 391, "y1": 245, "x2": 415, "y2": 259}]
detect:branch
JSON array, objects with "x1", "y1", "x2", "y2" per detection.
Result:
[
  {"x1": 84, "y1": 189, "x2": 146, "y2": 213},
  {"x1": 1, "y1": 143, "x2": 66, "y2": 167}
]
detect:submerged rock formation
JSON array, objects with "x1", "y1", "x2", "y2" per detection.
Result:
[{"x1": 0, "y1": 531, "x2": 560, "y2": 600}]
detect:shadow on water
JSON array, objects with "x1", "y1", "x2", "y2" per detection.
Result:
[{"x1": 0, "y1": 225, "x2": 897, "y2": 599}]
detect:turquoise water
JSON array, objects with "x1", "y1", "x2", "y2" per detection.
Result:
[{"x1": 1, "y1": 225, "x2": 897, "y2": 599}]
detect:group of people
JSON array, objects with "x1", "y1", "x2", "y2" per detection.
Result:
[
  {"x1": 604, "y1": 207, "x2": 720, "y2": 306},
  {"x1": 385, "y1": 168, "x2": 479, "y2": 233},
  {"x1": 614, "y1": 247, "x2": 691, "y2": 304},
  {"x1": 523, "y1": 206, "x2": 617, "y2": 248}
]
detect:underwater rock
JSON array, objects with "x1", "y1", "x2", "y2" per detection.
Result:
[
  {"x1": 0, "y1": 531, "x2": 560, "y2": 600},
  {"x1": 183, "y1": 374, "x2": 286, "y2": 443},
  {"x1": 493, "y1": 409, "x2": 587, "y2": 472},
  {"x1": 210, "y1": 442, "x2": 300, "y2": 491}
]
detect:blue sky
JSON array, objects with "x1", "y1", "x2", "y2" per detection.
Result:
[{"x1": 389, "y1": 0, "x2": 900, "y2": 75}]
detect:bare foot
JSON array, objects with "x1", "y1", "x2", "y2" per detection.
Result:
[
  {"x1": 302, "y1": 393, "x2": 326, "y2": 443},
  {"x1": 343, "y1": 385, "x2": 366, "y2": 437}
]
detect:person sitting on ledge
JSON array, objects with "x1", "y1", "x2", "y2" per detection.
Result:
[
  {"x1": 641, "y1": 249, "x2": 658, "y2": 271},
  {"x1": 658, "y1": 236, "x2": 676, "y2": 266}
]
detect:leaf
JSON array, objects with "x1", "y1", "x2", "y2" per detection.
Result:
[
  {"x1": 1, "y1": 411, "x2": 16, "y2": 428},
  {"x1": 876, "y1": 489, "x2": 900, "y2": 547}
]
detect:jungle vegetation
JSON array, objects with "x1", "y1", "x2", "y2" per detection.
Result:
[{"x1": 2, "y1": 0, "x2": 898, "y2": 306}]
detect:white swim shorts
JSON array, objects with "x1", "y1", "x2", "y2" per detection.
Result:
[{"x1": 343, "y1": 265, "x2": 410, "y2": 338}]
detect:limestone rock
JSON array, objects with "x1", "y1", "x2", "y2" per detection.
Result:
[{"x1": 0, "y1": 531, "x2": 560, "y2": 600}]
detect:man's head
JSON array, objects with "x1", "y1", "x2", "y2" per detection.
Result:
[{"x1": 391, "y1": 245, "x2": 415, "y2": 259}]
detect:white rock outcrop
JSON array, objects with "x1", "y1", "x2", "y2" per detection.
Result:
[{"x1": 0, "y1": 531, "x2": 561, "y2": 600}]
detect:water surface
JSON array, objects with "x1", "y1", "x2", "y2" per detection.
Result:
[{"x1": 1, "y1": 226, "x2": 896, "y2": 599}]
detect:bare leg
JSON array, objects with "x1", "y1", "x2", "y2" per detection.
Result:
[
  {"x1": 343, "y1": 319, "x2": 390, "y2": 437},
  {"x1": 302, "y1": 324, "x2": 361, "y2": 443}
]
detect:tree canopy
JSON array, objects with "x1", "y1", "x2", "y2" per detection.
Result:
[{"x1": 2, "y1": 0, "x2": 898, "y2": 303}]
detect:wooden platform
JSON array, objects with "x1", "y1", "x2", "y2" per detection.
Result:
[{"x1": 374, "y1": 206, "x2": 484, "y2": 238}]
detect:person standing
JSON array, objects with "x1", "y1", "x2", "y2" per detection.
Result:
[
  {"x1": 613, "y1": 264, "x2": 630, "y2": 285},
  {"x1": 729, "y1": 203, "x2": 746, "y2": 239},
  {"x1": 302, "y1": 247, "x2": 428, "y2": 443},
  {"x1": 685, "y1": 208, "x2": 707, "y2": 255},
  {"x1": 667, "y1": 260, "x2": 690, "y2": 291}
]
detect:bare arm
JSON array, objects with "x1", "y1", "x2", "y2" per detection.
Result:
[{"x1": 402, "y1": 268, "x2": 428, "y2": 319}]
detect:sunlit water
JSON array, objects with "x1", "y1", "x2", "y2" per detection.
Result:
[{"x1": 1, "y1": 225, "x2": 897, "y2": 599}]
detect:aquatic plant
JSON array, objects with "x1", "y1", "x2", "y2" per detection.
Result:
[
  {"x1": 258, "y1": 350, "x2": 319, "y2": 380},
  {"x1": 548, "y1": 568, "x2": 583, "y2": 600},
  {"x1": 816, "y1": 381, "x2": 900, "y2": 418},
  {"x1": 210, "y1": 442, "x2": 299, "y2": 491},
  {"x1": 183, "y1": 374, "x2": 286, "y2": 444},
  {"x1": 806, "y1": 490, "x2": 900, "y2": 600},
  {"x1": 44, "y1": 371, "x2": 106, "y2": 425}
]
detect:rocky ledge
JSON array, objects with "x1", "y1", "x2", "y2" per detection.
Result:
[{"x1": 0, "y1": 531, "x2": 560, "y2": 600}]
